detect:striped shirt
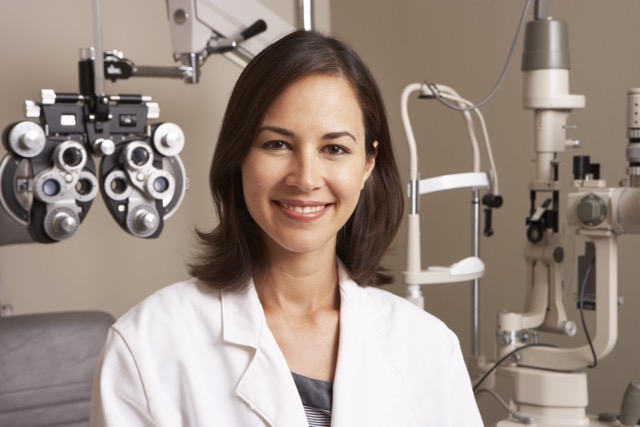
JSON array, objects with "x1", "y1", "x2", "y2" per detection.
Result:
[{"x1": 291, "y1": 372, "x2": 333, "y2": 427}]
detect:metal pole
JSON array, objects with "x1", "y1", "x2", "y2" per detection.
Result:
[
  {"x1": 92, "y1": 0, "x2": 105, "y2": 95},
  {"x1": 297, "y1": 0, "x2": 314, "y2": 31},
  {"x1": 470, "y1": 189, "x2": 481, "y2": 357},
  {"x1": 534, "y1": 0, "x2": 548, "y2": 20}
]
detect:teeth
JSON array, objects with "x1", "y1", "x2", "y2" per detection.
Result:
[{"x1": 281, "y1": 202, "x2": 326, "y2": 213}]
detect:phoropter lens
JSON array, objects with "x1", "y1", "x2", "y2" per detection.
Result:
[
  {"x1": 62, "y1": 147, "x2": 83, "y2": 167},
  {"x1": 131, "y1": 147, "x2": 150, "y2": 167},
  {"x1": 153, "y1": 176, "x2": 169, "y2": 193},
  {"x1": 42, "y1": 179, "x2": 61, "y2": 196},
  {"x1": 76, "y1": 178, "x2": 93, "y2": 195},
  {"x1": 110, "y1": 177, "x2": 128, "y2": 194}
]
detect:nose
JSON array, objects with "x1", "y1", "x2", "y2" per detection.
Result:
[{"x1": 285, "y1": 150, "x2": 324, "y2": 191}]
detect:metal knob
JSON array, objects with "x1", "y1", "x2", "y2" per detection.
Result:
[
  {"x1": 153, "y1": 123, "x2": 185, "y2": 156},
  {"x1": 136, "y1": 210, "x2": 158, "y2": 231},
  {"x1": 54, "y1": 212, "x2": 78, "y2": 234},
  {"x1": 93, "y1": 138, "x2": 116, "y2": 156},
  {"x1": 7, "y1": 121, "x2": 46, "y2": 158},
  {"x1": 576, "y1": 194, "x2": 607, "y2": 227},
  {"x1": 127, "y1": 205, "x2": 160, "y2": 238},
  {"x1": 44, "y1": 207, "x2": 79, "y2": 241},
  {"x1": 562, "y1": 321, "x2": 577, "y2": 337},
  {"x1": 21, "y1": 130, "x2": 43, "y2": 150}
]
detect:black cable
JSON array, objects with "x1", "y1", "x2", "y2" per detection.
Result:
[
  {"x1": 473, "y1": 256, "x2": 598, "y2": 392},
  {"x1": 579, "y1": 257, "x2": 598, "y2": 368},
  {"x1": 425, "y1": 0, "x2": 533, "y2": 112},
  {"x1": 472, "y1": 342, "x2": 557, "y2": 391}
]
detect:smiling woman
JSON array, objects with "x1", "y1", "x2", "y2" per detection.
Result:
[
  {"x1": 193, "y1": 29, "x2": 403, "y2": 292},
  {"x1": 241, "y1": 74, "x2": 376, "y2": 261},
  {"x1": 90, "y1": 30, "x2": 483, "y2": 427}
]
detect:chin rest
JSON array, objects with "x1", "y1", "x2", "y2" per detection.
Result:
[{"x1": 0, "y1": 311, "x2": 114, "y2": 427}]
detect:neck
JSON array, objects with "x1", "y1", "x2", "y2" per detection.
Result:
[{"x1": 256, "y1": 245, "x2": 339, "y2": 315}]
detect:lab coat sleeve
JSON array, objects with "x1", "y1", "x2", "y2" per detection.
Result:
[
  {"x1": 448, "y1": 337, "x2": 484, "y2": 425},
  {"x1": 90, "y1": 328, "x2": 157, "y2": 427}
]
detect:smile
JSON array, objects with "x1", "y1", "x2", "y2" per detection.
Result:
[{"x1": 278, "y1": 201, "x2": 328, "y2": 213}]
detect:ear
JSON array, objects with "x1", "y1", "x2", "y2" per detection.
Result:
[{"x1": 361, "y1": 141, "x2": 378, "y2": 188}]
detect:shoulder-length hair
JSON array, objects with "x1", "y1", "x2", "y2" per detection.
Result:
[{"x1": 189, "y1": 29, "x2": 404, "y2": 291}]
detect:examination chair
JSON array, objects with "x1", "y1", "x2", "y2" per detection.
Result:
[{"x1": 0, "y1": 311, "x2": 114, "y2": 427}]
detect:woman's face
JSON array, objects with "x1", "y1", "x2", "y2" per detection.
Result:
[{"x1": 241, "y1": 74, "x2": 376, "y2": 259}]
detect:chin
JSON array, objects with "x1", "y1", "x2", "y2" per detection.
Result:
[{"x1": 270, "y1": 236, "x2": 336, "y2": 257}]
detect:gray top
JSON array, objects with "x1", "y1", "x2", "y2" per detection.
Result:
[{"x1": 291, "y1": 372, "x2": 333, "y2": 426}]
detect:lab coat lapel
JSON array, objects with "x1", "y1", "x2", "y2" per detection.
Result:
[
  {"x1": 221, "y1": 284, "x2": 308, "y2": 427},
  {"x1": 332, "y1": 264, "x2": 403, "y2": 427}
]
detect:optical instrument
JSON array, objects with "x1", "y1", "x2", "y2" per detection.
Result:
[
  {"x1": 0, "y1": 0, "x2": 293, "y2": 245},
  {"x1": 402, "y1": 1, "x2": 640, "y2": 425}
]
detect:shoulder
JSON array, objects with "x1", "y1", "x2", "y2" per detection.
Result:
[
  {"x1": 366, "y1": 286, "x2": 456, "y2": 340},
  {"x1": 341, "y1": 276, "x2": 459, "y2": 350},
  {"x1": 337, "y1": 260, "x2": 456, "y2": 344},
  {"x1": 112, "y1": 278, "x2": 222, "y2": 342}
]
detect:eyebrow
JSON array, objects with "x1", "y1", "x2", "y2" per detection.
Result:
[
  {"x1": 257, "y1": 126, "x2": 357, "y2": 142},
  {"x1": 324, "y1": 131, "x2": 356, "y2": 142},
  {"x1": 258, "y1": 125, "x2": 295, "y2": 138}
]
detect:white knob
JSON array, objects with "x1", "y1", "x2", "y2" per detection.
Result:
[
  {"x1": 9, "y1": 122, "x2": 46, "y2": 157},
  {"x1": 94, "y1": 138, "x2": 116, "y2": 156},
  {"x1": 21, "y1": 129, "x2": 43, "y2": 150},
  {"x1": 153, "y1": 123, "x2": 184, "y2": 156},
  {"x1": 164, "y1": 131, "x2": 183, "y2": 149}
]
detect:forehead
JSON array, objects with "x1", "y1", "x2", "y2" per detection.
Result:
[{"x1": 260, "y1": 74, "x2": 364, "y2": 127}]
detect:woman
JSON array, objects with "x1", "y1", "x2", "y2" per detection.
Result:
[{"x1": 90, "y1": 30, "x2": 483, "y2": 426}]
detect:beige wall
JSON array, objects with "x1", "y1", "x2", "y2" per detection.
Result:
[
  {"x1": 2, "y1": 0, "x2": 639, "y2": 425},
  {"x1": 330, "y1": 0, "x2": 640, "y2": 424}
]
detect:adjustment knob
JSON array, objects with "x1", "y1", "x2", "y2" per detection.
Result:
[
  {"x1": 93, "y1": 138, "x2": 116, "y2": 156},
  {"x1": 7, "y1": 121, "x2": 46, "y2": 158},
  {"x1": 136, "y1": 210, "x2": 158, "y2": 231},
  {"x1": 562, "y1": 320, "x2": 577, "y2": 337},
  {"x1": 153, "y1": 123, "x2": 185, "y2": 156},
  {"x1": 576, "y1": 194, "x2": 607, "y2": 227},
  {"x1": 44, "y1": 207, "x2": 79, "y2": 241},
  {"x1": 164, "y1": 131, "x2": 183, "y2": 149},
  {"x1": 127, "y1": 205, "x2": 160, "y2": 238},
  {"x1": 21, "y1": 129, "x2": 43, "y2": 150},
  {"x1": 54, "y1": 212, "x2": 78, "y2": 234}
]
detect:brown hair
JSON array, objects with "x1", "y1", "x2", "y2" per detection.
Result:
[{"x1": 189, "y1": 30, "x2": 404, "y2": 291}]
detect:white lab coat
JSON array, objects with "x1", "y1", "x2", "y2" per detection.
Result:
[{"x1": 90, "y1": 262, "x2": 483, "y2": 426}]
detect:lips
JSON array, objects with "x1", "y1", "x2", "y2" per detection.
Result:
[
  {"x1": 278, "y1": 201, "x2": 327, "y2": 213},
  {"x1": 273, "y1": 200, "x2": 333, "y2": 220}
]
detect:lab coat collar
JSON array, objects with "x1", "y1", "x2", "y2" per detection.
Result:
[
  {"x1": 220, "y1": 260, "x2": 403, "y2": 426},
  {"x1": 233, "y1": 316, "x2": 308, "y2": 426},
  {"x1": 221, "y1": 284, "x2": 263, "y2": 348},
  {"x1": 222, "y1": 281, "x2": 308, "y2": 426}
]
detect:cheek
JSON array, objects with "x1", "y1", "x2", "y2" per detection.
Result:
[
  {"x1": 241, "y1": 154, "x2": 279, "y2": 209},
  {"x1": 350, "y1": 156, "x2": 374, "y2": 188},
  {"x1": 331, "y1": 167, "x2": 369, "y2": 204},
  {"x1": 241, "y1": 158, "x2": 263, "y2": 204}
]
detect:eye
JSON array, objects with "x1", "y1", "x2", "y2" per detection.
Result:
[
  {"x1": 323, "y1": 144, "x2": 348, "y2": 156},
  {"x1": 262, "y1": 140, "x2": 289, "y2": 150}
]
